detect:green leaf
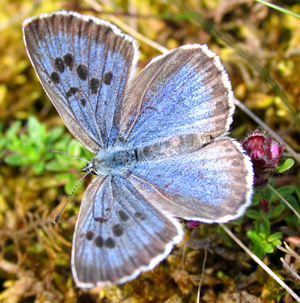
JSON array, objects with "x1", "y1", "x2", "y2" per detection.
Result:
[
  {"x1": 68, "y1": 139, "x2": 82, "y2": 156},
  {"x1": 81, "y1": 148, "x2": 93, "y2": 160},
  {"x1": 6, "y1": 121, "x2": 21, "y2": 139},
  {"x1": 0, "y1": 137, "x2": 6, "y2": 156},
  {"x1": 275, "y1": 158, "x2": 294, "y2": 173},
  {"x1": 246, "y1": 229, "x2": 263, "y2": 245},
  {"x1": 46, "y1": 161, "x2": 69, "y2": 172},
  {"x1": 229, "y1": 216, "x2": 243, "y2": 226},
  {"x1": 5, "y1": 129, "x2": 22, "y2": 151},
  {"x1": 270, "y1": 204, "x2": 285, "y2": 218},
  {"x1": 261, "y1": 241, "x2": 274, "y2": 253},
  {"x1": 286, "y1": 195, "x2": 299, "y2": 209},
  {"x1": 295, "y1": 187, "x2": 300, "y2": 202},
  {"x1": 272, "y1": 185, "x2": 295, "y2": 200},
  {"x1": 4, "y1": 154, "x2": 30, "y2": 165},
  {"x1": 22, "y1": 144, "x2": 39, "y2": 159},
  {"x1": 46, "y1": 127, "x2": 64, "y2": 144},
  {"x1": 267, "y1": 232, "x2": 283, "y2": 243},
  {"x1": 256, "y1": 220, "x2": 270, "y2": 239},
  {"x1": 56, "y1": 173, "x2": 73, "y2": 181},
  {"x1": 272, "y1": 239, "x2": 282, "y2": 247},
  {"x1": 33, "y1": 162, "x2": 45, "y2": 175},
  {"x1": 259, "y1": 186, "x2": 272, "y2": 200},
  {"x1": 284, "y1": 215, "x2": 300, "y2": 225},
  {"x1": 29, "y1": 130, "x2": 44, "y2": 151},
  {"x1": 282, "y1": 196, "x2": 300, "y2": 220},
  {"x1": 64, "y1": 174, "x2": 83, "y2": 195},
  {"x1": 251, "y1": 192, "x2": 260, "y2": 206},
  {"x1": 246, "y1": 210, "x2": 261, "y2": 220},
  {"x1": 268, "y1": 179, "x2": 276, "y2": 187},
  {"x1": 250, "y1": 244, "x2": 265, "y2": 259},
  {"x1": 28, "y1": 116, "x2": 42, "y2": 137},
  {"x1": 53, "y1": 133, "x2": 72, "y2": 151}
]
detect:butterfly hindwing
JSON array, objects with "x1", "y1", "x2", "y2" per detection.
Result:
[
  {"x1": 23, "y1": 11, "x2": 138, "y2": 153},
  {"x1": 72, "y1": 174, "x2": 183, "y2": 287},
  {"x1": 129, "y1": 139, "x2": 253, "y2": 222}
]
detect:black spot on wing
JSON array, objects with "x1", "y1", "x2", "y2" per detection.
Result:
[
  {"x1": 105, "y1": 237, "x2": 115, "y2": 248},
  {"x1": 113, "y1": 224, "x2": 123, "y2": 237},
  {"x1": 90, "y1": 78, "x2": 100, "y2": 94},
  {"x1": 54, "y1": 57, "x2": 64, "y2": 73},
  {"x1": 103, "y1": 72, "x2": 113, "y2": 85},
  {"x1": 86, "y1": 231, "x2": 94, "y2": 240},
  {"x1": 134, "y1": 212, "x2": 146, "y2": 220},
  {"x1": 80, "y1": 99, "x2": 86, "y2": 106},
  {"x1": 118, "y1": 210, "x2": 129, "y2": 222},
  {"x1": 66, "y1": 87, "x2": 79, "y2": 98},
  {"x1": 63, "y1": 53, "x2": 74, "y2": 69},
  {"x1": 95, "y1": 217, "x2": 108, "y2": 223},
  {"x1": 95, "y1": 235, "x2": 103, "y2": 247},
  {"x1": 50, "y1": 72, "x2": 60, "y2": 84},
  {"x1": 77, "y1": 64, "x2": 88, "y2": 80}
]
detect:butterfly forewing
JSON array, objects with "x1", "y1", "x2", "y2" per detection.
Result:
[
  {"x1": 23, "y1": 11, "x2": 138, "y2": 153},
  {"x1": 72, "y1": 175, "x2": 182, "y2": 287},
  {"x1": 118, "y1": 45, "x2": 234, "y2": 149}
]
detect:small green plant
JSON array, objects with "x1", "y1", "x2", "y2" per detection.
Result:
[
  {"x1": 246, "y1": 219, "x2": 282, "y2": 259},
  {"x1": 245, "y1": 179, "x2": 298, "y2": 258},
  {"x1": 2, "y1": 116, "x2": 94, "y2": 194}
]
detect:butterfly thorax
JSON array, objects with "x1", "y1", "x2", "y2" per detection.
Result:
[{"x1": 84, "y1": 148, "x2": 137, "y2": 176}]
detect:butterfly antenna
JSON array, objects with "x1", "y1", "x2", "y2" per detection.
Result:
[
  {"x1": 49, "y1": 149, "x2": 89, "y2": 163},
  {"x1": 54, "y1": 171, "x2": 90, "y2": 223}
]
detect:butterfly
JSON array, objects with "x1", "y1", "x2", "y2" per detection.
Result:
[{"x1": 22, "y1": 11, "x2": 253, "y2": 288}]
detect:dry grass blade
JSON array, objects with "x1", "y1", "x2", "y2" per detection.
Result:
[
  {"x1": 278, "y1": 242, "x2": 300, "y2": 281},
  {"x1": 197, "y1": 247, "x2": 207, "y2": 303},
  {"x1": 278, "y1": 242, "x2": 300, "y2": 261},
  {"x1": 281, "y1": 258, "x2": 300, "y2": 281}
]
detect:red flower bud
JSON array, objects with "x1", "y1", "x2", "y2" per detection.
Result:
[
  {"x1": 242, "y1": 130, "x2": 284, "y2": 188},
  {"x1": 184, "y1": 220, "x2": 200, "y2": 229}
]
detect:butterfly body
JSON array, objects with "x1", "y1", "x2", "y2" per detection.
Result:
[
  {"x1": 85, "y1": 147, "x2": 137, "y2": 175},
  {"x1": 22, "y1": 11, "x2": 253, "y2": 288}
]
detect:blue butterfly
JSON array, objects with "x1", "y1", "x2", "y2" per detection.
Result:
[{"x1": 22, "y1": 11, "x2": 253, "y2": 288}]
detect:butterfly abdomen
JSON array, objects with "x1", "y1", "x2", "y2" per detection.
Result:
[{"x1": 135, "y1": 133, "x2": 214, "y2": 161}]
